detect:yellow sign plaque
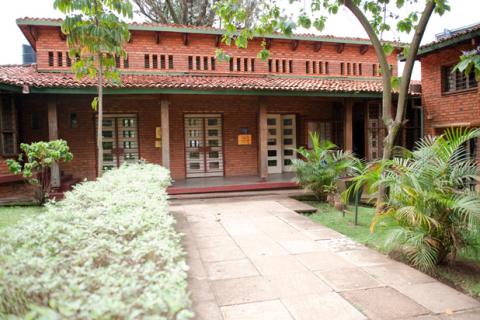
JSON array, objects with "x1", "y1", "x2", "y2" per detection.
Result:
[
  {"x1": 238, "y1": 134, "x2": 252, "y2": 145},
  {"x1": 156, "y1": 127, "x2": 162, "y2": 139}
]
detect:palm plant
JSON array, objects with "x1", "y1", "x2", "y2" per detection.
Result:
[
  {"x1": 349, "y1": 128, "x2": 480, "y2": 271},
  {"x1": 292, "y1": 132, "x2": 356, "y2": 201}
]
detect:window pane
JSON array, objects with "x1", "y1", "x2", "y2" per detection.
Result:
[
  {"x1": 208, "y1": 129, "x2": 218, "y2": 136},
  {"x1": 102, "y1": 130, "x2": 113, "y2": 138},
  {"x1": 284, "y1": 128, "x2": 293, "y2": 135},
  {"x1": 103, "y1": 154, "x2": 114, "y2": 161},
  {"x1": 268, "y1": 138, "x2": 276, "y2": 146},
  {"x1": 267, "y1": 118, "x2": 276, "y2": 126},
  {"x1": 268, "y1": 129, "x2": 276, "y2": 135},
  {"x1": 207, "y1": 118, "x2": 218, "y2": 126},
  {"x1": 268, "y1": 160, "x2": 277, "y2": 166},
  {"x1": 283, "y1": 118, "x2": 293, "y2": 126},
  {"x1": 283, "y1": 138, "x2": 293, "y2": 145},
  {"x1": 209, "y1": 151, "x2": 219, "y2": 158},
  {"x1": 209, "y1": 162, "x2": 220, "y2": 169},
  {"x1": 103, "y1": 142, "x2": 113, "y2": 149},
  {"x1": 284, "y1": 159, "x2": 292, "y2": 166},
  {"x1": 284, "y1": 149, "x2": 294, "y2": 156},
  {"x1": 208, "y1": 140, "x2": 219, "y2": 147},
  {"x1": 268, "y1": 150, "x2": 277, "y2": 157},
  {"x1": 189, "y1": 152, "x2": 200, "y2": 159},
  {"x1": 190, "y1": 163, "x2": 201, "y2": 170},
  {"x1": 2, "y1": 133, "x2": 15, "y2": 154}
]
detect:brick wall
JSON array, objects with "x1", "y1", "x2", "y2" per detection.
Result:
[
  {"x1": 17, "y1": 93, "x2": 355, "y2": 181},
  {"x1": 420, "y1": 43, "x2": 480, "y2": 135},
  {"x1": 33, "y1": 25, "x2": 397, "y2": 78}
]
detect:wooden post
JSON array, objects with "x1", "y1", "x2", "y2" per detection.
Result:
[
  {"x1": 161, "y1": 99, "x2": 170, "y2": 169},
  {"x1": 47, "y1": 95, "x2": 60, "y2": 188},
  {"x1": 345, "y1": 100, "x2": 354, "y2": 152},
  {"x1": 258, "y1": 103, "x2": 268, "y2": 180}
]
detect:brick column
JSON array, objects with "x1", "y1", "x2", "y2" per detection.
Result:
[
  {"x1": 48, "y1": 95, "x2": 60, "y2": 188},
  {"x1": 344, "y1": 100, "x2": 354, "y2": 152},
  {"x1": 258, "y1": 103, "x2": 268, "y2": 180},
  {"x1": 161, "y1": 99, "x2": 170, "y2": 169}
]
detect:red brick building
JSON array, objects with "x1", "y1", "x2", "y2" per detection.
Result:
[
  {"x1": 0, "y1": 18, "x2": 421, "y2": 199},
  {"x1": 418, "y1": 23, "x2": 480, "y2": 139}
]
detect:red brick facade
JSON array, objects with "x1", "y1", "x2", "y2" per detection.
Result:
[
  {"x1": 0, "y1": 19, "x2": 415, "y2": 200},
  {"x1": 420, "y1": 43, "x2": 480, "y2": 135}
]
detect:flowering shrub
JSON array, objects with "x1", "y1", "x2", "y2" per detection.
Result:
[{"x1": 0, "y1": 164, "x2": 193, "y2": 320}]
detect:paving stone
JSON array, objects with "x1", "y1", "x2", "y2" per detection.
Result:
[
  {"x1": 341, "y1": 287, "x2": 430, "y2": 320},
  {"x1": 394, "y1": 282, "x2": 480, "y2": 314},
  {"x1": 252, "y1": 255, "x2": 308, "y2": 275},
  {"x1": 220, "y1": 220, "x2": 262, "y2": 236},
  {"x1": 210, "y1": 276, "x2": 277, "y2": 306},
  {"x1": 266, "y1": 272, "x2": 332, "y2": 297},
  {"x1": 195, "y1": 235, "x2": 237, "y2": 249},
  {"x1": 278, "y1": 239, "x2": 325, "y2": 254},
  {"x1": 221, "y1": 299, "x2": 294, "y2": 320},
  {"x1": 282, "y1": 292, "x2": 367, "y2": 320},
  {"x1": 187, "y1": 257, "x2": 207, "y2": 279},
  {"x1": 337, "y1": 249, "x2": 391, "y2": 267},
  {"x1": 199, "y1": 244, "x2": 246, "y2": 262},
  {"x1": 234, "y1": 235, "x2": 289, "y2": 257},
  {"x1": 188, "y1": 278, "x2": 215, "y2": 303},
  {"x1": 204, "y1": 259, "x2": 259, "y2": 280},
  {"x1": 363, "y1": 262, "x2": 436, "y2": 286},
  {"x1": 301, "y1": 228, "x2": 345, "y2": 240},
  {"x1": 193, "y1": 300, "x2": 223, "y2": 320},
  {"x1": 295, "y1": 251, "x2": 355, "y2": 272},
  {"x1": 315, "y1": 267, "x2": 382, "y2": 292}
]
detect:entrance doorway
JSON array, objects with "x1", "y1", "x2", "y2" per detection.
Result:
[
  {"x1": 99, "y1": 114, "x2": 139, "y2": 172},
  {"x1": 184, "y1": 114, "x2": 224, "y2": 178},
  {"x1": 267, "y1": 114, "x2": 297, "y2": 174}
]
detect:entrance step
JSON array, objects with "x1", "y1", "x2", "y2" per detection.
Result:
[
  {"x1": 275, "y1": 197, "x2": 318, "y2": 214},
  {"x1": 169, "y1": 189, "x2": 310, "y2": 201}
]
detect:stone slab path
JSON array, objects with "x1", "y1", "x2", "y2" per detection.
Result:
[{"x1": 171, "y1": 196, "x2": 480, "y2": 320}]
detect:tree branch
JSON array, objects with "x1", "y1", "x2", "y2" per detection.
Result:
[
  {"x1": 343, "y1": 0, "x2": 393, "y2": 125},
  {"x1": 165, "y1": 0, "x2": 180, "y2": 24},
  {"x1": 395, "y1": 1, "x2": 436, "y2": 124}
]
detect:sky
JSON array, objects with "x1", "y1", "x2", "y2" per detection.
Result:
[{"x1": 0, "y1": 0, "x2": 478, "y2": 80}]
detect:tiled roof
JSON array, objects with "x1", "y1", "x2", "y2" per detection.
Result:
[
  {"x1": 0, "y1": 64, "x2": 421, "y2": 95},
  {"x1": 418, "y1": 22, "x2": 480, "y2": 55}
]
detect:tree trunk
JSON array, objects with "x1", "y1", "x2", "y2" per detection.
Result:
[{"x1": 97, "y1": 54, "x2": 104, "y2": 177}]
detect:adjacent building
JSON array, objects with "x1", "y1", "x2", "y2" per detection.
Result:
[{"x1": 417, "y1": 23, "x2": 480, "y2": 159}]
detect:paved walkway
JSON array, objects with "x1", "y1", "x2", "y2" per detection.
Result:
[{"x1": 171, "y1": 196, "x2": 480, "y2": 320}]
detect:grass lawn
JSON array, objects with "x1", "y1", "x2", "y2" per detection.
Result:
[
  {"x1": 304, "y1": 200, "x2": 480, "y2": 299},
  {"x1": 0, "y1": 206, "x2": 46, "y2": 229}
]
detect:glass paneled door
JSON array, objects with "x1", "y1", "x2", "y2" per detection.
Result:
[
  {"x1": 267, "y1": 114, "x2": 297, "y2": 174},
  {"x1": 98, "y1": 114, "x2": 139, "y2": 172},
  {"x1": 185, "y1": 114, "x2": 224, "y2": 178}
]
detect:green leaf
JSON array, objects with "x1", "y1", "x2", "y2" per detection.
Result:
[
  {"x1": 383, "y1": 43, "x2": 395, "y2": 56},
  {"x1": 91, "y1": 97, "x2": 98, "y2": 111}
]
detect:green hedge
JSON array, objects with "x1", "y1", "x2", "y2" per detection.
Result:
[{"x1": 0, "y1": 164, "x2": 193, "y2": 320}]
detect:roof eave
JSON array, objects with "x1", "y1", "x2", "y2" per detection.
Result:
[{"x1": 416, "y1": 29, "x2": 480, "y2": 58}]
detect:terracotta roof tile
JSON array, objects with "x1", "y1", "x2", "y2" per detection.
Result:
[
  {"x1": 0, "y1": 64, "x2": 421, "y2": 95},
  {"x1": 419, "y1": 22, "x2": 480, "y2": 54}
]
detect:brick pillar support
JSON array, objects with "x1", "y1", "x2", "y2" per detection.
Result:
[
  {"x1": 48, "y1": 95, "x2": 61, "y2": 188},
  {"x1": 161, "y1": 99, "x2": 170, "y2": 169},
  {"x1": 258, "y1": 103, "x2": 268, "y2": 180},
  {"x1": 344, "y1": 100, "x2": 354, "y2": 152}
]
